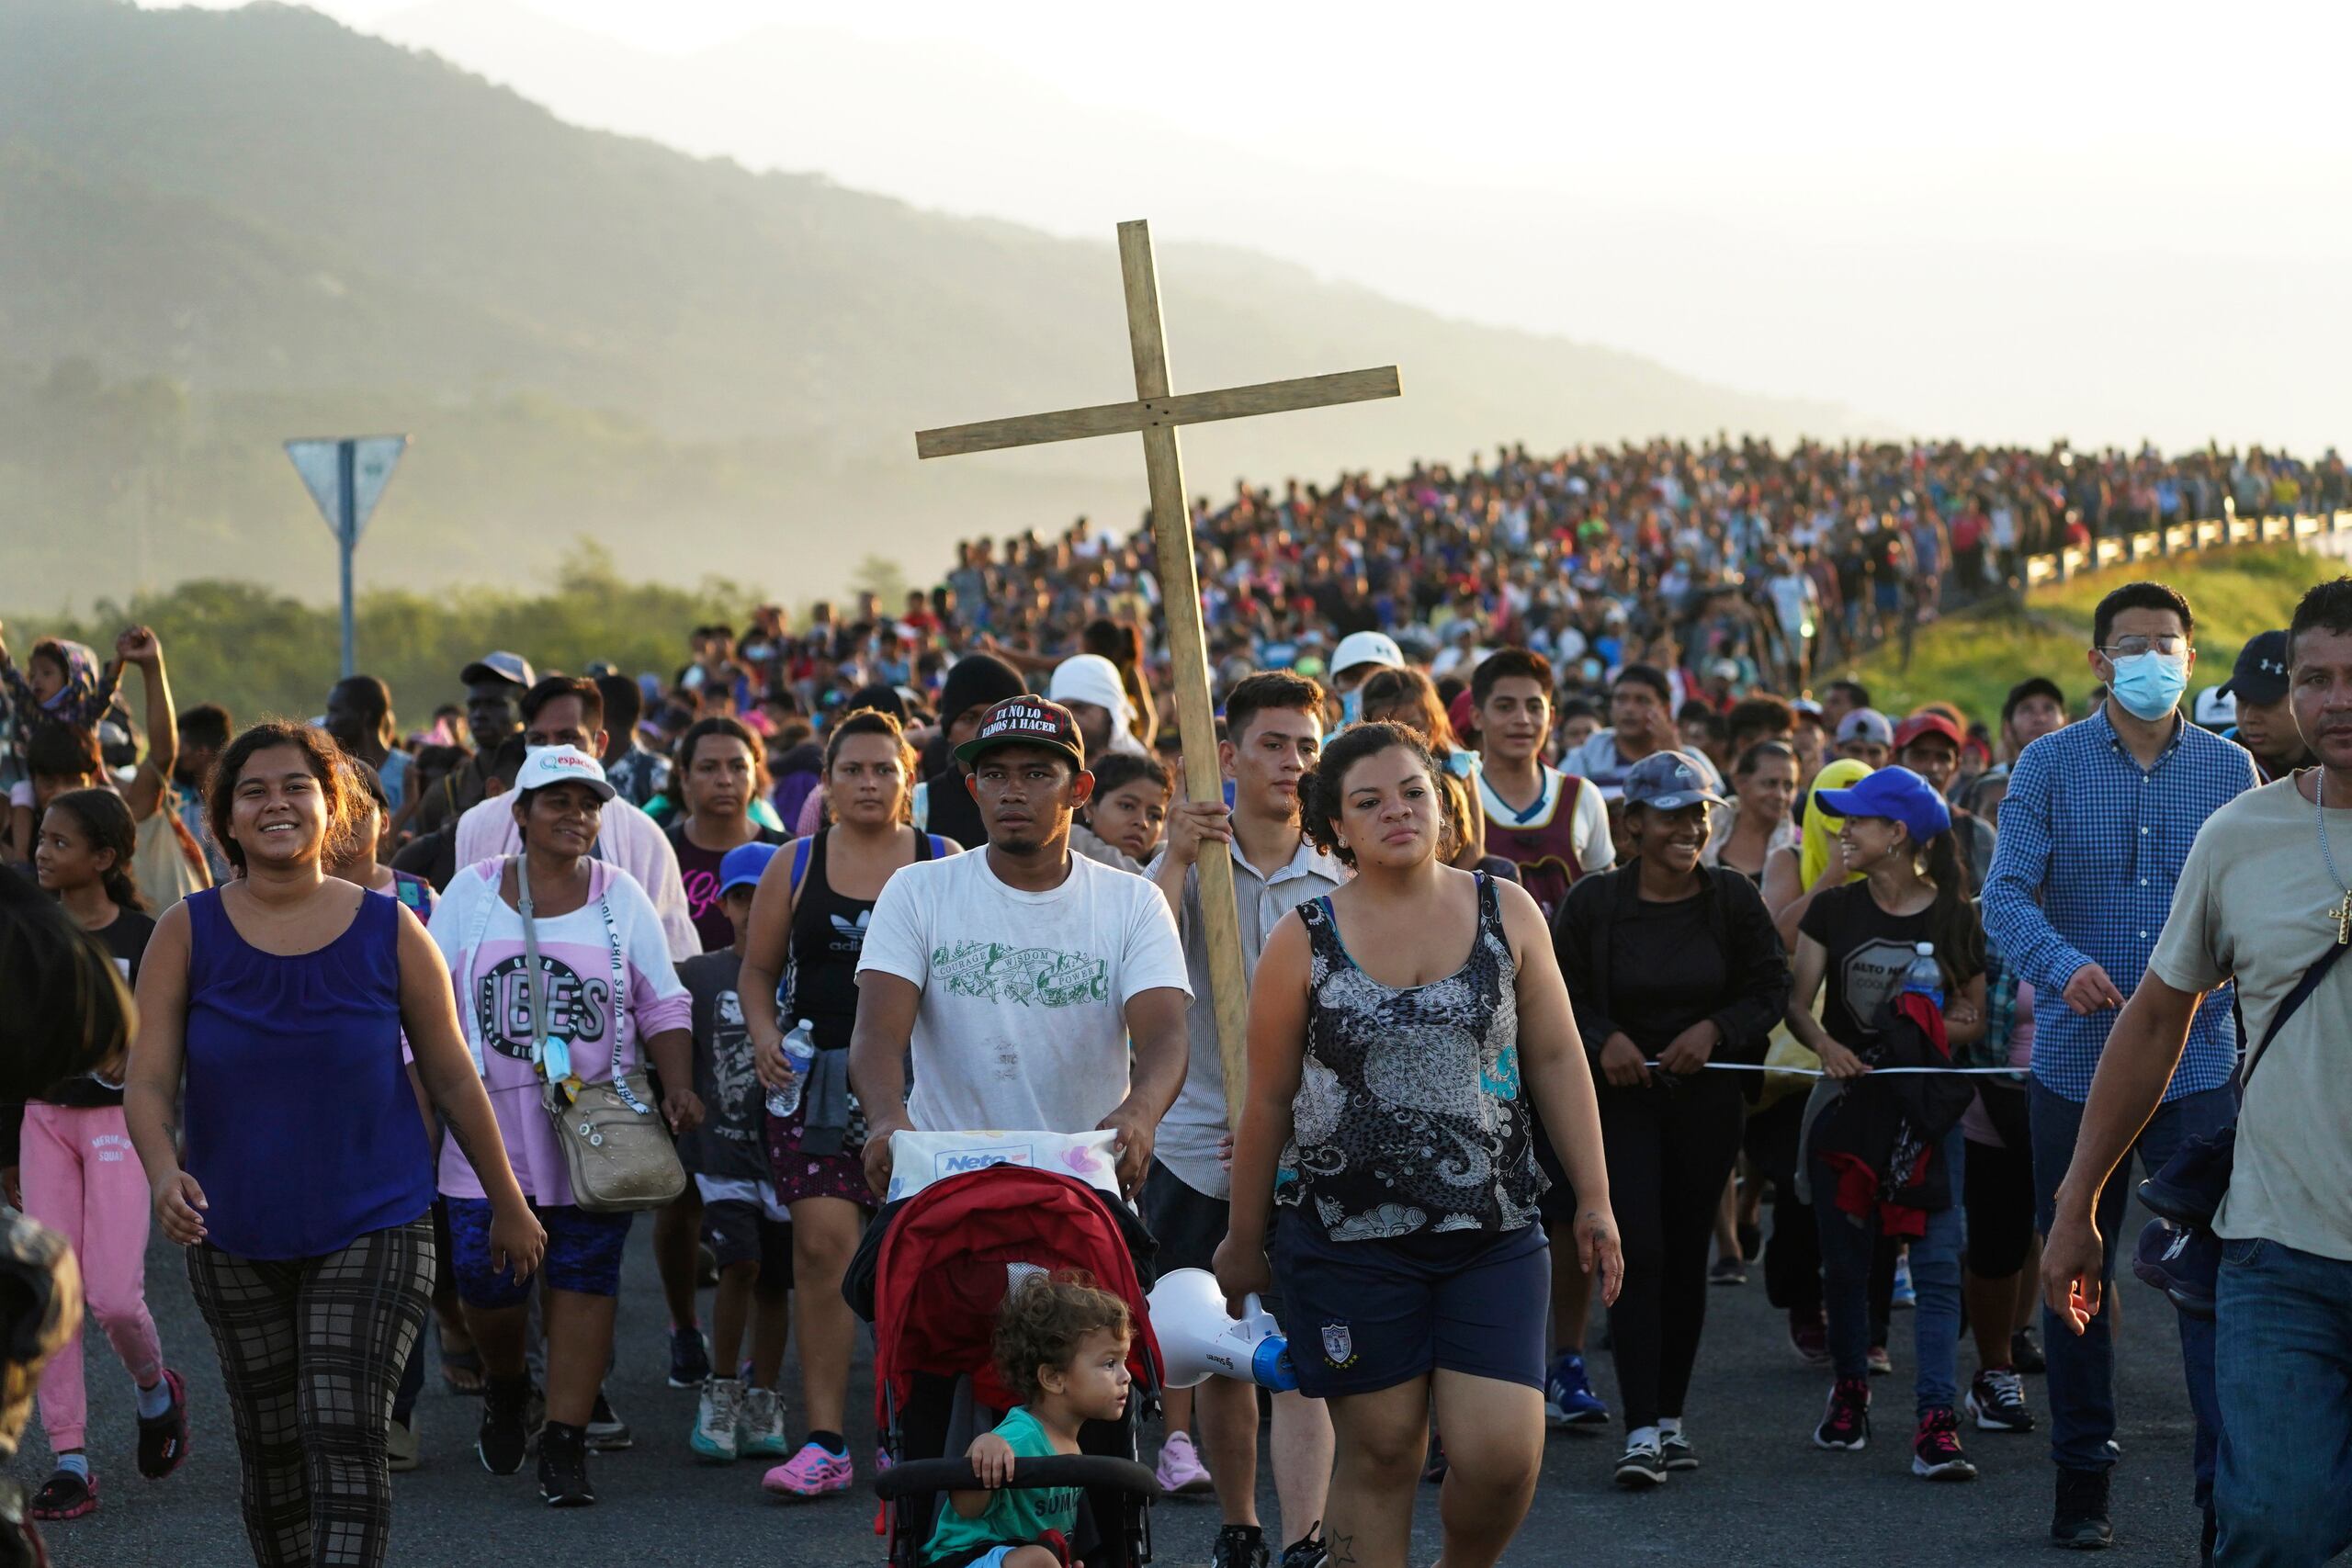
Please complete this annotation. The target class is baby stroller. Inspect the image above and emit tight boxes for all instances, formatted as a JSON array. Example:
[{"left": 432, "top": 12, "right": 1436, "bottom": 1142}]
[{"left": 848, "top": 1163, "right": 1164, "bottom": 1568}]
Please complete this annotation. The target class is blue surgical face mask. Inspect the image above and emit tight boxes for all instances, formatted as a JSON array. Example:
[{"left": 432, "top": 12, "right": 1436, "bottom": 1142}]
[{"left": 2107, "top": 650, "right": 2189, "bottom": 721}]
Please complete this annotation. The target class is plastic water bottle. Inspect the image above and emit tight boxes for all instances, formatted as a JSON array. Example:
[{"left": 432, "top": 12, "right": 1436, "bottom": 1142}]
[
  {"left": 1900, "top": 942, "right": 1945, "bottom": 1010},
  {"left": 765, "top": 1020, "right": 817, "bottom": 1119}
]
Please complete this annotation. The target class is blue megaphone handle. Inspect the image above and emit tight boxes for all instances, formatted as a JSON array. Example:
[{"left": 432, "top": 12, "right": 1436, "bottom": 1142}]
[{"left": 1252, "top": 1335, "right": 1298, "bottom": 1393}]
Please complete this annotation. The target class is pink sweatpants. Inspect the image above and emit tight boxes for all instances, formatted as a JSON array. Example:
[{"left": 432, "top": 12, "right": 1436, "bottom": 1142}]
[{"left": 21, "top": 1101, "right": 164, "bottom": 1453}]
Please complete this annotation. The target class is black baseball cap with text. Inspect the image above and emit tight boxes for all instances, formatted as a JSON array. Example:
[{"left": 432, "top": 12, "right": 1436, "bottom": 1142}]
[{"left": 953, "top": 697, "right": 1087, "bottom": 771}]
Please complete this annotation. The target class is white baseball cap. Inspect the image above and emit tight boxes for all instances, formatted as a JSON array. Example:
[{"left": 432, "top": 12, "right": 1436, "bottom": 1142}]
[
  {"left": 514, "top": 746, "right": 616, "bottom": 802},
  {"left": 1332, "top": 631, "right": 1407, "bottom": 676}
]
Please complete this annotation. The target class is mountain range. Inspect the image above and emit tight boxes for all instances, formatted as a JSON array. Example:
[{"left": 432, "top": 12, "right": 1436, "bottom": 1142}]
[{"left": 0, "top": 0, "right": 1864, "bottom": 607}]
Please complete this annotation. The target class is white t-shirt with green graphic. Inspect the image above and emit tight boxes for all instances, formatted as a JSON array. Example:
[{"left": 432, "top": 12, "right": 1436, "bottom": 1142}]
[{"left": 857, "top": 847, "right": 1191, "bottom": 1135}]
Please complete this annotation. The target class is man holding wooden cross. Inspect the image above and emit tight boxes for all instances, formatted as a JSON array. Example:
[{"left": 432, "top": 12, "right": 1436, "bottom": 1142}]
[
  {"left": 1144, "top": 671, "right": 1346, "bottom": 1568},
  {"left": 914, "top": 220, "right": 1430, "bottom": 1568}
]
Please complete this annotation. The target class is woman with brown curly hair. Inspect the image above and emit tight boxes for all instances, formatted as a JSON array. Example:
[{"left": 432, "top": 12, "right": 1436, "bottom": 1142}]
[
  {"left": 1216, "top": 721, "right": 1622, "bottom": 1568},
  {"left": 124, "top": 722, "right": 543, "bottom": 1567}
]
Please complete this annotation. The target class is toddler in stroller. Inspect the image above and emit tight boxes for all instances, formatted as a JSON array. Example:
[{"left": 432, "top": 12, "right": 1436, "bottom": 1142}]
[
  {"left": 849, "top": 1162, "right": 1165, "bottom": 1568},
  {"left": 929, "top": 1271, "right": 1136, "bottom": 1568}
]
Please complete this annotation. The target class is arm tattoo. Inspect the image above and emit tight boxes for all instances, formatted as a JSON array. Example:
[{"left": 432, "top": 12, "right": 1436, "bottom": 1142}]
[{"left": 434, "top": 1093, "right": 500, "bottom": 1181}]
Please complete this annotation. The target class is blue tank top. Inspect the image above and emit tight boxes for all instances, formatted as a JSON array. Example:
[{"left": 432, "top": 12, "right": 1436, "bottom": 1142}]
[{"left": 182, "top": 887, "right": 435, "bottom": 1260}]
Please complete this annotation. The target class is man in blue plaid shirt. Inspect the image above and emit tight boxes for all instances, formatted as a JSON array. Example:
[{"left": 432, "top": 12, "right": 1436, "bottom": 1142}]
[{"left": 1982, "top": 581, "right": 2259, "bottom": 1553}]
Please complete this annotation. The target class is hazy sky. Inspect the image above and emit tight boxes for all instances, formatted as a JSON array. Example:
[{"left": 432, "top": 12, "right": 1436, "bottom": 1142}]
[{"left": 152, "top": 0, "right": 2352, "bottom": 454}]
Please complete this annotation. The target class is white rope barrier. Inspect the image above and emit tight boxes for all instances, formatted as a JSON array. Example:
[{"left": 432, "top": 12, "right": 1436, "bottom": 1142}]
[{"left": 1644, "top": 1061, "right": 2027, "bottom": 1079}]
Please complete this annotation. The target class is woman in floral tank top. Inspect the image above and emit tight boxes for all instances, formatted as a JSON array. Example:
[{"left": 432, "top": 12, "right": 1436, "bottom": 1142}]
[{"left": 1216, "top": 721, "right": 1623, "bottom": 1568}]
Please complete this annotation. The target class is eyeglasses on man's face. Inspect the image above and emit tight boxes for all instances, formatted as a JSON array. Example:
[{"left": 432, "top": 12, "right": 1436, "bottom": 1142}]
[{"left": 2099, "top": 635, "right": 2188, "bottom": 658}]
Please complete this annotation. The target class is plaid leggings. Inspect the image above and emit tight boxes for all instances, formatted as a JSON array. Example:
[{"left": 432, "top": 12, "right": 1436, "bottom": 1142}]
[{"left": 186, "top": 1217, "right": 435, "bottom": 1568}]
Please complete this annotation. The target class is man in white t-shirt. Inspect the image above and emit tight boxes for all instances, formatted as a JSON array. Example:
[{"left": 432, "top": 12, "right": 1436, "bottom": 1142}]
[{"left": 851, "top": 697, "right": 1192, "bottom": 1201}]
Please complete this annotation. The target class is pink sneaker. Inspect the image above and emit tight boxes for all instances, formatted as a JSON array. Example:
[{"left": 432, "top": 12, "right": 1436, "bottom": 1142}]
[
  {"left": 763, "top": 1441, "right": 854, "bottom": 1498},
  {"left": 1155, "top": 1430, "right": 1213, "bottom": 1495}
]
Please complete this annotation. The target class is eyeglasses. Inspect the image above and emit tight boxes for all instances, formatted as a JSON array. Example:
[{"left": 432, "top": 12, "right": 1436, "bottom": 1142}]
[{"left": 2099, "top": 635, "right": 2188, "bottom": 658}]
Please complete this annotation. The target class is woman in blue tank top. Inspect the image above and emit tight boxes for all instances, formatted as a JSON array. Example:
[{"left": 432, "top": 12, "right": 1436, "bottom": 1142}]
[
  {"left": 125, "top": 723, "right": 544, "bottom": 1568},
  {"left": 1216, "top": 721, "right": 1623, "bottom": 1568}
]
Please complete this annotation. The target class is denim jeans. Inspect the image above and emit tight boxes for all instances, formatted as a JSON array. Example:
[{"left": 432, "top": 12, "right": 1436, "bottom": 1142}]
[
  {"left": 2030, "top": 1077, "right": 2233, "bottom": 1503},
  {"left": 2212, "top": 1236, "right": 2352, "bottom": 1566},
  {"left": 1814, "top": 1128, "right": 1965, "bottom": 1416},
  {"left": 2211, "top": 1241, "right": 2352, "bottom": 1561}
]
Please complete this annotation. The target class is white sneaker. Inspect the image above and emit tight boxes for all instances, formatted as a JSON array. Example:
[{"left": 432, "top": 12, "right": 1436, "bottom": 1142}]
[
  {"left": 690, "top": 1377, "right": 742, "bottom": 1463},
  {"left": 741, "top": 1385, "right": 790, "bottom": 1459}
]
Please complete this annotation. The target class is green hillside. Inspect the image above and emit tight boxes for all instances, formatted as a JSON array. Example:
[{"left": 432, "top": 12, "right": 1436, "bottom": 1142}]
[
  {"left": 0, "top": 0, "right": 1862, "bottom": 608},
  {"left": 1847, "top": 545, "right": 2348, "bottom": 727}
]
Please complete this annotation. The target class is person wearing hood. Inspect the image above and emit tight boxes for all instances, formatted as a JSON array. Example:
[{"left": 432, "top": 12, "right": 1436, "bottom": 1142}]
[
  {"left": 912, "top": 652, "right": 1028, "bottom": 852},
  {"left": 1050, "top": 655, "right": 1148, "bottom": 761},
  {"left": 0, "top": 629, "right": 122, "bottom": 764},
  {"left": 3, "top": 632, "right": 124, "bottom": 863}
]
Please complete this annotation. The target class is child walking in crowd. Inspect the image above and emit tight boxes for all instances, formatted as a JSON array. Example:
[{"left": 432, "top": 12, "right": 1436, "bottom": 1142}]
[
  {"left": 680, "top": 840, "right": 796, "bottom": 1471},
  {"left": 926, "top": 1272, "right": 1135, "bottom": 1568},
  {"left": 1784, "top": 766, "right": 1987, "bottom": 1481},
  {"left": 9, "top": 787, "right": 187, "bottom": 1520},
  {"left": 1078, "top": 752, "right": 1173, "bottom": 868}
]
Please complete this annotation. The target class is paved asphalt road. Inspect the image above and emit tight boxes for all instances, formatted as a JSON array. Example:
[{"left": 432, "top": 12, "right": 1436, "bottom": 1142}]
[{"left": 32, "top": 1210, "right": 2211, "bottom": 1568}]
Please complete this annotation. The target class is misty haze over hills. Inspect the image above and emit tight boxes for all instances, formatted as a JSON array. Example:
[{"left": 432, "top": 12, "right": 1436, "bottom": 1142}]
[
  {"left": 368, "top": 0, "right": 2352, "bottom": 457},
  {"left": 3, "top": 0, "right": 1871, "bottom": 609}
]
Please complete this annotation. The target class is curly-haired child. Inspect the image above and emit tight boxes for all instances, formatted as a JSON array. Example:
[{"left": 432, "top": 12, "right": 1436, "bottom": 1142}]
[{"left": 925, "top": 1272, "right": 1135, "bottom": 1568}]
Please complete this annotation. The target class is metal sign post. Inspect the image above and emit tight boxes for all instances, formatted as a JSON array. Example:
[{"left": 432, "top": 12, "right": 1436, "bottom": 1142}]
[{"left": 284, "top": 435, "right": 409, "bottom": 677}]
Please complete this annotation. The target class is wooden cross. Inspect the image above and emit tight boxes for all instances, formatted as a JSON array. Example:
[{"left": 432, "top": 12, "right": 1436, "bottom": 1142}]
[{"left": 917, "top": 220, "right": 1402, "bottom": 1129}]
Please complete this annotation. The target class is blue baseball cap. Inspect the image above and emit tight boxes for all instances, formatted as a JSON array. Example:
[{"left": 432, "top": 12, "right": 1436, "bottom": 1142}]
[
  {"left": 718, "top": 840, "right": 781, "bottom": 899},
  {"left": 1622, "top": 750, "right": 1726, "bottom": 813},
  {"left": 1815, "top": 765, "right": 1951, "bottom": 845}
]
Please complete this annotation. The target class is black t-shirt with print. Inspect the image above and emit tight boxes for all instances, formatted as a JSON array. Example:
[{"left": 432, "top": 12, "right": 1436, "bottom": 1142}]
[
  {"left": 1799, "top": 883, "right": 1982, "bottom": 1057},
  {"left": 668, "top": 824, "right": 789, "bottom": 953},
  {"left": 2, "top": 908, "right": 155, "bottom": 1144}
]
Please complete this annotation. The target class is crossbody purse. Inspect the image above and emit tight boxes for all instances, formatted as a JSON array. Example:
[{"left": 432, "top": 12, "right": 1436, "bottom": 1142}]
[{"left": 517, "top": 858, "right": 685, "bottom": 1213}]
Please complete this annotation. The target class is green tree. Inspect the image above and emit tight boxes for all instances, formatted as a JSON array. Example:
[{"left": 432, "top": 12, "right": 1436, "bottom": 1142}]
[{"left": 850, "top": 553, "right": 908, "bottom": 611}]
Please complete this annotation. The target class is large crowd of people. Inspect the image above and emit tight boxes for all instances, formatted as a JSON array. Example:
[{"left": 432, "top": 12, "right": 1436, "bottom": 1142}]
[{"left": 1, "top": 431, "right": 2350, "bottom": 1568}]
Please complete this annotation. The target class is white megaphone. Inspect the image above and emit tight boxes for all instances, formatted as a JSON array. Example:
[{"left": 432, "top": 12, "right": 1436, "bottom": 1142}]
[{"left": 1147, "top": 1269, "right": 1298, "bottom": 1392}]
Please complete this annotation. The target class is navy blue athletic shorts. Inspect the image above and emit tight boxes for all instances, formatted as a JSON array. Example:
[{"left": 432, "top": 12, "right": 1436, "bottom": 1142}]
[
  {"left": 1270, "top": 1211, "right": 1549, "bottom": 1398},
  {"left": 446, "top": 1196, "right": 632, "bottom": 1307}
]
